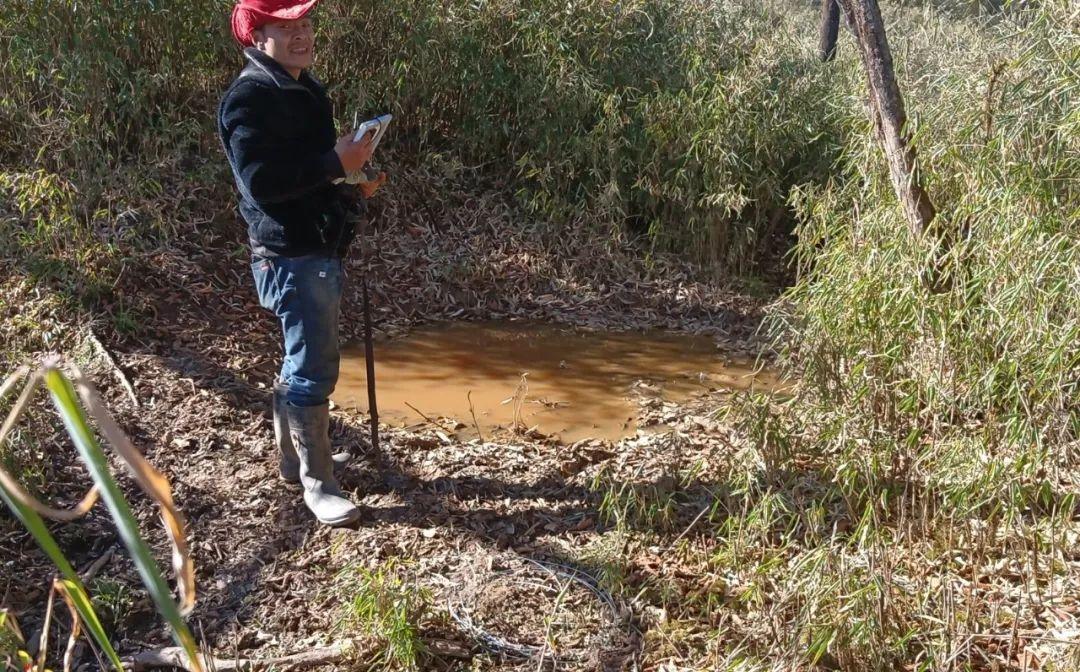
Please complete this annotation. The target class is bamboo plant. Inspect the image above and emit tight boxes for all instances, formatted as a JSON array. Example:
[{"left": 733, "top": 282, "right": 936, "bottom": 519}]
[{"left": 0, "top": 360, "right": 202, "bottom": 672}]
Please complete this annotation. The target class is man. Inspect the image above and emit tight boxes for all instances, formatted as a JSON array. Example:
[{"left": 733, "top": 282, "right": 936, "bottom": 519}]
[{"left": 218, "top": 0, "right": 385, "bottom": 526}]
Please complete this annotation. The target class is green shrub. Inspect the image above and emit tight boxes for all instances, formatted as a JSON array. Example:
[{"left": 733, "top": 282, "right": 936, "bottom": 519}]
[
  {"left": 779, "top": 0, "right": 1078, "bottom": 504},
  {"left": 0, "top": 0, "right": 846, "bottom": 272},
  {"left": 324, "top": 0, "right": 846, "bottom": 269},
  {"left": 730, "top": 1, "right": 1079, "bottom": 666}
]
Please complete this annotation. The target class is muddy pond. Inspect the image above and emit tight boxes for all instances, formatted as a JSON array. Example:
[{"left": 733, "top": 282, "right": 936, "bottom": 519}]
[{"left": 334, "top": 322, "right": 774, "bottom": 443}]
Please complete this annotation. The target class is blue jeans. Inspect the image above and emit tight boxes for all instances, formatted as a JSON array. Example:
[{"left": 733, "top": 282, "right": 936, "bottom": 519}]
[{"left": 251, "top": 254, "right": 343, "bottom": 407}]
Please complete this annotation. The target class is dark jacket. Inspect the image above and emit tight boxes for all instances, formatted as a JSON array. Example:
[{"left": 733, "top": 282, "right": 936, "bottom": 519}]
[{"left": 218, "top": 48, "right": 358, "bottom": 258}]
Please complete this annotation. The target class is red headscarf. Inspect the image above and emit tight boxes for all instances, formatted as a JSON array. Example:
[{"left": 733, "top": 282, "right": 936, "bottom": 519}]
[{"left": 231, "top": 0, "right": 320, "bottom": 47}]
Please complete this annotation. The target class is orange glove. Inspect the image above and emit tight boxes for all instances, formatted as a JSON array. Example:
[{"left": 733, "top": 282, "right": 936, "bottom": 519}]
[{"left": 359, "top": 171, "right": 388, "bottom": 199}]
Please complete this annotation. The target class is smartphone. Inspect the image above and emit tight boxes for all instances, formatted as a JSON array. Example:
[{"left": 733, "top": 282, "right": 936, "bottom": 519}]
[{"left": 353, "top": 113, "right": 393, "bottom": 152}]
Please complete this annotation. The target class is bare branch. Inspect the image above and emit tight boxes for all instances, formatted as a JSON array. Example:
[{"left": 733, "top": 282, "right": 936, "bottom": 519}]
[{"left": 125, "top": 642, "right": 356, "bottom": 672}]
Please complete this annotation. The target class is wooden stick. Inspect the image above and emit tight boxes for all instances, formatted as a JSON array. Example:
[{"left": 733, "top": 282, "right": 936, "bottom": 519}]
[
  {"left": 125, "top": 642, "right": 352, "bottom": 671},
  {"left": 361, "top": 274, "right": 380, "bottom": 453},
  {"left": 79, "top": 548, "right": 115, "bottom": 582},
  {"left": 467, "top": 390, "right": 484, "bottom": 443},
  {"left": 355, "top": 206, "right": 380, "bottom": 454},
  {"left": 404, "top": 401, "right": 438, "bottom": 426},
  {"left": 88, "top": 330, "right": 139, "bottom": 408}
]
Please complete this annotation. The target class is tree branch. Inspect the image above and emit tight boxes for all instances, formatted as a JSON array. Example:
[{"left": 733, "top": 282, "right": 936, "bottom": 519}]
[{"left": 124, "top": 641, "right": 355, "bottom": 671}]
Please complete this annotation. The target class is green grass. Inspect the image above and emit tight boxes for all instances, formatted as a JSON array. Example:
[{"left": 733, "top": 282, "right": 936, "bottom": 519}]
[
  {"left": 0, "top": 610, "right": 30, "bottom": 671},
  {"left": 576, "top": 533, "right": 635, "bottom": 598},
  {"left": 717, "top": 1, "right": 1079, "bottom": 667},
  {"left": 593, "top": 470, "right": 681, "bottom": 533},
  {"left": 89, "top": 578, "right": 134, "bottom": 633},
  {"left": 335, "top": 559, "right": 429, "bottom": 671}
]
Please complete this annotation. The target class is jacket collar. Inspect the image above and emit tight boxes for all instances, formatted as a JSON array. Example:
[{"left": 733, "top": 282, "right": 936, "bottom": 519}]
[{"left": 240, "top": 47, "right": 323, "bottom": 94}]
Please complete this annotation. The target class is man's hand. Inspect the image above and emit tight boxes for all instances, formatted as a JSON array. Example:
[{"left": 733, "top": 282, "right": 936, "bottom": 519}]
[
  {"left": 334, "top": 131, "right": 375, "bottom": 174},
  {"left": 359, "top": 171, "right": 388, "bottom": 199}
]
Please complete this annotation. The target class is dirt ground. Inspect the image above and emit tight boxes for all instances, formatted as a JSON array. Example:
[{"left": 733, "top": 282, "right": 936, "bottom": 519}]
[{"left": 0, "top": 170, "right": 775, "bottom": 671}]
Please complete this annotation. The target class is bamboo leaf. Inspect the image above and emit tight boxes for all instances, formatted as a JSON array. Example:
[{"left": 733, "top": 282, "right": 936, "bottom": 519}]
[
  {"left": 42, "top": 367, "right": 204, "bottom": 672},
  {"left": 0, "top": 480, "right": 124, "bottom": 671}
]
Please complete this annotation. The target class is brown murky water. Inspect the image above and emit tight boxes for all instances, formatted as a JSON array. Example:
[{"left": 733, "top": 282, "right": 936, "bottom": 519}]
[{"left": 335, "top": 322, "right": 773, "bottom": 443}]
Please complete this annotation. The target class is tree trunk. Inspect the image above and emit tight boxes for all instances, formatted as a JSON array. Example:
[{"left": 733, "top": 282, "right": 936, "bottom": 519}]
[
  {"left": 837, "top": 0, "right": 936, "bottom": 236},
  {"left": 819, "top": 0, "right": 841, "bottom": 62}
]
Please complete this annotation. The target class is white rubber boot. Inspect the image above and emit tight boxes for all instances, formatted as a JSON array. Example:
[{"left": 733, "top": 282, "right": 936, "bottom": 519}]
[
  {"left": 285, "top": 402, "right": 361, "bottom": 527},
  {"left": 274, "top": 385, "right": 350, "bottom": 483}
]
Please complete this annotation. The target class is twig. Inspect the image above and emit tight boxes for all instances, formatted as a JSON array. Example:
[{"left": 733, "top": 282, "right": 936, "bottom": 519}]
[
  {"left": 427, "top": 638, "right": 472, "bottom": 660},
  {"left": 0, "top": 366, "right": 101, "bottom": 521},
  {"left": 664, "top": 504, "right": 713, "bottom": 552},
  {"left": 198, "top": 620, "right": 218, "bottom": 672},
  {"left": 511, "top": 373, "right": 529, "bottom": 433},
  {"left": 237, "top": 357, "right": 269, "bottom": 374},
  {"left": 535, "top": 574, "right": 572, "bottom": 671},
  {"left": 983, "top": 61, "right": 1007, "bottom": 143},
  {"left": 467, "top": 390, "right": 484, "bottom": 442},
  {"left": 404, "top": 401, "right": 438, "bottom": 426},
  {"left": 37, "top": 578, "right": 57, "bottom": 671},
  {"left": 125, "top": 641, "right": 354, "bottom": 671},
  {"left": 79, "top": 548, "right": 115, "bottom": 582},
  {"left": 52, "top": 579, "right": 84, "bottom": 672},
  {"left": 87, "top": 330, "right": 139, "bottom": 408}
]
